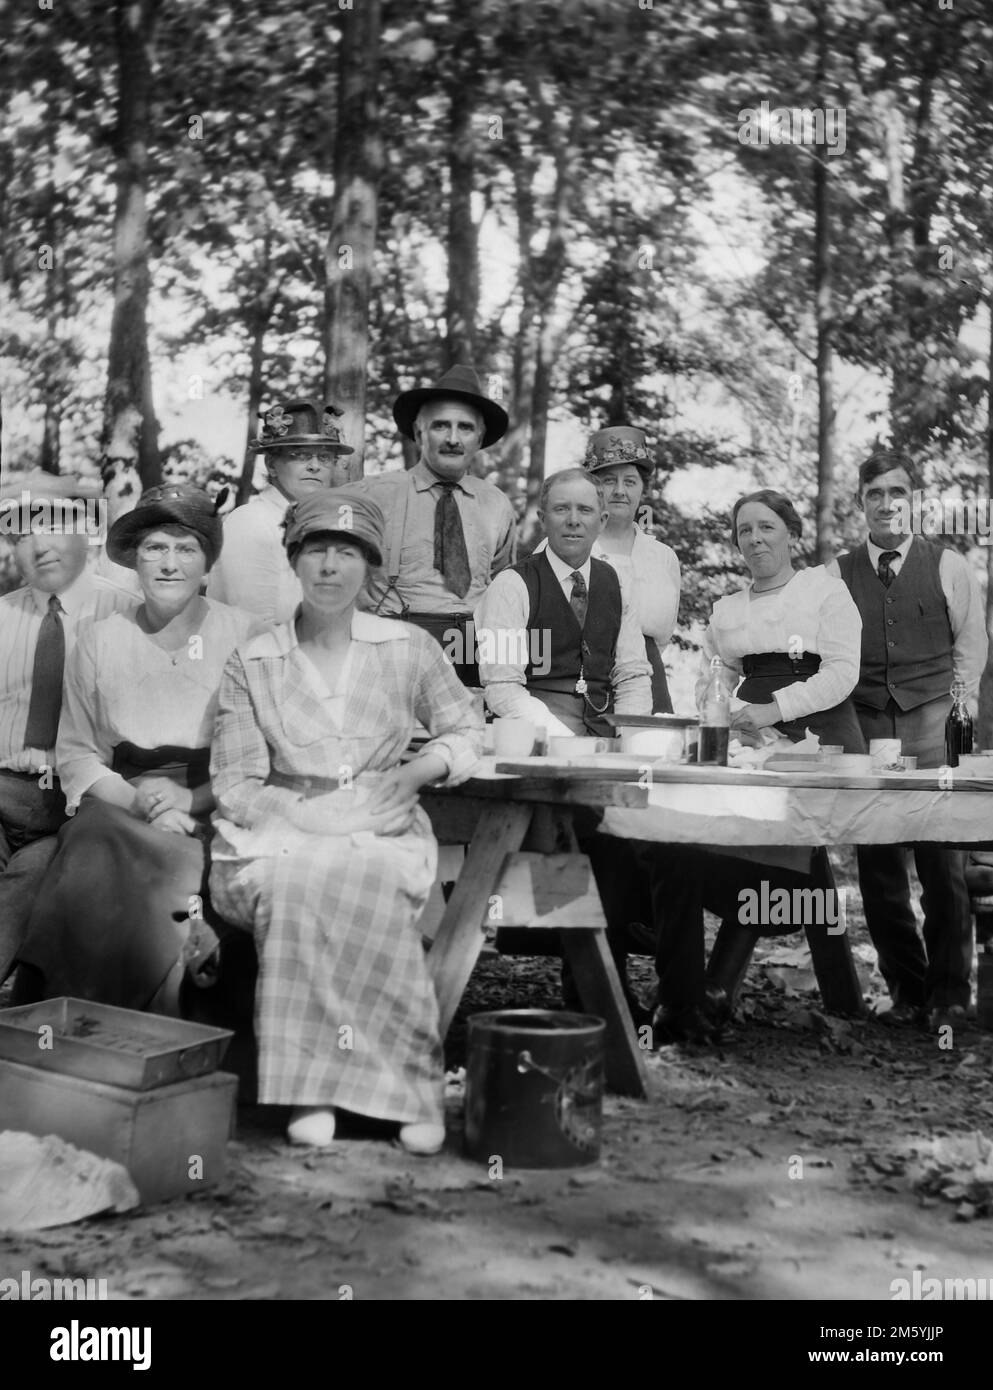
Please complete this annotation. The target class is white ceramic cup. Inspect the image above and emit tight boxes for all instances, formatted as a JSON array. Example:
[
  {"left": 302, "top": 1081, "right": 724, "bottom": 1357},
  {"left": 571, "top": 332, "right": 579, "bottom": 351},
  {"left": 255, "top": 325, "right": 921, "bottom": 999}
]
[
  {"left": 492, "top": 718, "right": 537, "bottom": 758},
  {"left": 869, "top": 738, "right": 901, "bottom": 770}
]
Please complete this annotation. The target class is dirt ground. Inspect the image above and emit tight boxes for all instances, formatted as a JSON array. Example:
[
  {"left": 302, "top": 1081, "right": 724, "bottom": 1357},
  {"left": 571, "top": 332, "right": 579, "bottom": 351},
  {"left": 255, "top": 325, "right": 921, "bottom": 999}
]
[{"left": 3, "top": 857, "right": 993, "bottom": 1304}]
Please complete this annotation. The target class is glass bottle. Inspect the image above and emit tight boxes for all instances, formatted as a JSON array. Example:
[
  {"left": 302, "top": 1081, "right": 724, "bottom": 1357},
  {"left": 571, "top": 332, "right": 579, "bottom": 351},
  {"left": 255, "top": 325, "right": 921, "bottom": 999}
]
[
  {"left": 944, "top": 678, "right": 973, "bottom": 767},
  {"left": 699, "top": 655, "right": 731, "bottom": 766}
]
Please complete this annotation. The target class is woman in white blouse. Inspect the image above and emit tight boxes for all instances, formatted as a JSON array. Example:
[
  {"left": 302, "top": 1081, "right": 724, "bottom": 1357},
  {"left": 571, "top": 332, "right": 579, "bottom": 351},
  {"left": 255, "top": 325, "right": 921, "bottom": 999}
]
[
  {"left": 586, "top": 428, "right": 680, "bottom": 712},
  {"left": 14, "top": 485, "right": 256, "bottom": 1014},
  {"left": 704, "top": 489, "right": 865, "bottom": 750},
  {"left": 650, "top": 489, "right": 866, "bottom": 1045}
]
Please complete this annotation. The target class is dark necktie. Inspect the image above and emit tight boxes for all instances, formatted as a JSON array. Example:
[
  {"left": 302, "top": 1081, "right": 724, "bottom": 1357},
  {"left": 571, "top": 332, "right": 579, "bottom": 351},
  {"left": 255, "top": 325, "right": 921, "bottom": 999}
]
[
  {"left": 877, "top": 550, "right": 900, "bottom": 588},
  {"left": 23, "top": 594, "right": 66, "bottom": 750},
  {"left": 433, "top": 481, "right": 472, "bottom": 599},
  {"left": 570, "top": 570, "right": 588, "bottom": 628}
]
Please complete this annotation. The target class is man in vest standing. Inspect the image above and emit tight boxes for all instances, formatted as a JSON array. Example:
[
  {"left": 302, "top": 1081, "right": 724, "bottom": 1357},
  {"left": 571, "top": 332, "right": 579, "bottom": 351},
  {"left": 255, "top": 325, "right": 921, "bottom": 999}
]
[
  {"left": 830, "top": 451, "right": 987, "bottom": 1032},
  {"left": 361, "top": 366, "right": 516, "bottom": 685}
]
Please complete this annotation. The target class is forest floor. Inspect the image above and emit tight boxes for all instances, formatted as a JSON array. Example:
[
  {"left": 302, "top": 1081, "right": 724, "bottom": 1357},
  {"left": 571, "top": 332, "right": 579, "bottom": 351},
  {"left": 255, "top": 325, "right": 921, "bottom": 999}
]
[{"left": 3, "top": 857, "right": 993, "bottom": 1304}]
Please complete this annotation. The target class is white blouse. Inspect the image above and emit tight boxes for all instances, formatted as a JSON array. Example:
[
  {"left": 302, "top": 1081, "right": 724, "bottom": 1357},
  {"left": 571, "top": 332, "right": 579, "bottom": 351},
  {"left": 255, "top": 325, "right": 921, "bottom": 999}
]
[
  {"left": 57, "top": 599, "right": 258, "bottom": 810},
  {"left": 697, "top": 566, "right": 862, "bottom": 723}
]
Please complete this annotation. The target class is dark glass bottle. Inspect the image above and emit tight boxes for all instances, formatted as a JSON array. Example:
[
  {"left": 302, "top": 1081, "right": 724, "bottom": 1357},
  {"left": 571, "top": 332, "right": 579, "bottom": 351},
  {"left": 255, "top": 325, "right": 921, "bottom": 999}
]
[
  {"left": 699, "top": 656, "right": 731, "bottom": 766},
  {"left": 944, "top": 679, "right": 973, "bottom": 767}
]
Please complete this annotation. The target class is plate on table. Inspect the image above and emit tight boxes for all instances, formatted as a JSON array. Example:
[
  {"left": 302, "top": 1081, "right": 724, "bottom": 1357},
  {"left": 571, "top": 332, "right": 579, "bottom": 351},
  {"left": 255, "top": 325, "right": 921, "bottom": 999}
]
[{"left": 762, "top": 755, "right": 823, "bottom": 773}]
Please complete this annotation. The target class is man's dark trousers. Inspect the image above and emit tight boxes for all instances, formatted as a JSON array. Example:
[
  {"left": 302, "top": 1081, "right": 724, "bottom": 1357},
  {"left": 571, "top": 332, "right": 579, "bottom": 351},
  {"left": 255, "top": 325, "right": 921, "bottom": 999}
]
[
  {"left": 855, "top": 697, "right": 971, "bottom": 1010},
  {"left": 0, "top": 769, "right": 66, "bottom": 984}
]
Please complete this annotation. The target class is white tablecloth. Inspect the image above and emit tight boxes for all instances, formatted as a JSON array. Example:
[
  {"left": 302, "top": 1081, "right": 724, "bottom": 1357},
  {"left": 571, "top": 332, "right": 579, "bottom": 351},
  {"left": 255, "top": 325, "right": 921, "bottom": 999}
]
[{"left": 601, "top": 781, "right": 993, "bottom": 849}]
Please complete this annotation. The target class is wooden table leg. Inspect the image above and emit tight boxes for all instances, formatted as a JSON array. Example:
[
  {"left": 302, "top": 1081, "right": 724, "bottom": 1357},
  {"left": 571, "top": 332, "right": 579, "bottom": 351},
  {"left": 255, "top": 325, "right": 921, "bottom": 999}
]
[
  {"left": 804, "top": 847, "right": 865, "bottom": 1016},
  {"left": 428, "top": 802, "right": 533, "bottom": 1035},
  {"left": 560, "top": 931, "right": 649, "bottom": 1098},
  {"left": 804, "top": 921, "right": 865, "bottom": 1016}
]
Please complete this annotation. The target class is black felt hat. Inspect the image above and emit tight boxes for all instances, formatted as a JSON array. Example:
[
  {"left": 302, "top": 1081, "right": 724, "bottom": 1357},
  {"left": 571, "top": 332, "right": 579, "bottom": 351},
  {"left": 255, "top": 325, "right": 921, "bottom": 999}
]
[{"left": 392, "top": 366, "right": 508, "bottom": 449}]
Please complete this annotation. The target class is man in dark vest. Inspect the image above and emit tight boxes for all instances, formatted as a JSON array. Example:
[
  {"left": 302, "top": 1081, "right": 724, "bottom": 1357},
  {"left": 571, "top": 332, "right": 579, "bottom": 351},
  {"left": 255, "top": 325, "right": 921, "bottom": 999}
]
[
  {"left": 829, "top": 450, "right": 987, "bottom": 1032},
  {"left": 474, "top": 467, "right": 652, "bottom": 1015},
  {"left": 473, "top": 467, "right": 651, "bottom": 735}
]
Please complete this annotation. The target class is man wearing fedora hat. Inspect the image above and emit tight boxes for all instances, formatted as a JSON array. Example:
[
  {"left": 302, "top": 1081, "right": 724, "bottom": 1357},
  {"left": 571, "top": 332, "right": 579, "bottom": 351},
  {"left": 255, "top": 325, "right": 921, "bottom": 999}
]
[
  {"left": 361, "top": 366, "right": 517, "bottom": 685},
  {"left": 207, "top": 399, "right": 354, "bottom": 622},
  {"left": 0, "top": 470, "right": 137, "bottom": 986}
]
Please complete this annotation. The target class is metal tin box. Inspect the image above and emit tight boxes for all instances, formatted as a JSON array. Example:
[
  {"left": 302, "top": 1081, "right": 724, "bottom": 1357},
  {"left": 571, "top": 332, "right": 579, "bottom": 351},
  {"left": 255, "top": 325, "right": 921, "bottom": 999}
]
[
  {"left": 0, "top": 1058, "right": 237, "bottom": 1206},
  {"left": 0, "top": 998, "right": 233, "bottom": 1091}
]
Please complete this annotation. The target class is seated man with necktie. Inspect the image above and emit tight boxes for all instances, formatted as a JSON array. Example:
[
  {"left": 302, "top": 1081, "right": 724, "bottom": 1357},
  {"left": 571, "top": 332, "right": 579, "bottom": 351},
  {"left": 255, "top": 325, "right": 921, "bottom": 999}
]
[
  {"left": 474, "top": 467, "right": 653, "bottom": 1013},
  {"left": 361, "top": 367, "right": 517, "bottom": 685},
  {"left": 0, "top": 471, "right": 137, "bottom": 988},
  {"left": 473, "top": 468, "right": 652, "bottom": 736}
]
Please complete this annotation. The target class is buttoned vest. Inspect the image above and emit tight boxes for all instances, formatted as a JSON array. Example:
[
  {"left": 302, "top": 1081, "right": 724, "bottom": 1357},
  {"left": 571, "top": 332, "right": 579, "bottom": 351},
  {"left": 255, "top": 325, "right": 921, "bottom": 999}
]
[
  {"left": 836, "top": 538, "right": 953, "bottom": 711},
  {"left": 514, "top": 551, "right": 621, "bottom": 716}
]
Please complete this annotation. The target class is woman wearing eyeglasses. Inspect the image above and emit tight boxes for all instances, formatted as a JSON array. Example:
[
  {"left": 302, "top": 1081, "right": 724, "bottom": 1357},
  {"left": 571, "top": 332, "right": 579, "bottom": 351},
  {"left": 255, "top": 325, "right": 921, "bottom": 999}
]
[
  {"left": 13, "top": 485, "right": 258, "bottom": 1014},
  {"left": 207, "top": 399, "right": 354, "bottom": 622}
]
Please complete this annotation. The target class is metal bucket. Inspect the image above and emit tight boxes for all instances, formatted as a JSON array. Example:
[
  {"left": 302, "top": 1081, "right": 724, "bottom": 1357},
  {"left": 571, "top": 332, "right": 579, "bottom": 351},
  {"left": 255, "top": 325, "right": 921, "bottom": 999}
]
[{"left": 463, "top": 1009, "right": 605, "bottom": 1169}]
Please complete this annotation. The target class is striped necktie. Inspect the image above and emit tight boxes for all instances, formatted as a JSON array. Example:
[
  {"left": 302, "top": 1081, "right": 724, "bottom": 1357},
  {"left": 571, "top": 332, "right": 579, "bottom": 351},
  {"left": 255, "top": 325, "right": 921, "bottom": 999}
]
[
  {"left": 569, "top": 570, "right": 588, "bottom": 628},
  {"left": 23, "top": 594, "right": 66, "bottom": 751}
]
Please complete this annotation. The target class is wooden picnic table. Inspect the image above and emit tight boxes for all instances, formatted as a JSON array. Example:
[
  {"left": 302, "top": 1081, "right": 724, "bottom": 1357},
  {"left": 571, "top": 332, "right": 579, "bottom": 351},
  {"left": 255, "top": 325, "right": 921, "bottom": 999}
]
[{"left": 423, "top": 757, "right": 993, "bottom": 1100}]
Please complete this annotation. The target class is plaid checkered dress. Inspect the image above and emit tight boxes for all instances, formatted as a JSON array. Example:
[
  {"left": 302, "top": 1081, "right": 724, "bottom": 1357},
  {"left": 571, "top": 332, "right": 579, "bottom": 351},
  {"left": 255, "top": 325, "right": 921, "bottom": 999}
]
[{"left": 209, "top": 612, "right": 481, "bottom": 1123}]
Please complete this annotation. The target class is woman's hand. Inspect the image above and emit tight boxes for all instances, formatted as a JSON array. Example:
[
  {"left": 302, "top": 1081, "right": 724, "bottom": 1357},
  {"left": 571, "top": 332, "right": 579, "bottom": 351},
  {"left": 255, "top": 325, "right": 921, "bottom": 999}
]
[
  {"left": 364, "top": 764, "right": 428, "bottom": 816},
  {"left": 729, "top": 702, "right": 782, "bottom": 740},
  {"left": 151, "top": 807, "right": 198, "bottom": 837},
  {"left": 134, "top": 778, "right": 194, "bottom": 822}
]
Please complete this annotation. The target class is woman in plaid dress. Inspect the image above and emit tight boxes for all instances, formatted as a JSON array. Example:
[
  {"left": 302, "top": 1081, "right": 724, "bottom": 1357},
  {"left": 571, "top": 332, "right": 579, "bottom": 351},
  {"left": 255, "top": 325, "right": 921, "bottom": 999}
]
[{"left": 209, "top": 487, "right": 482, "bottom": 1154}]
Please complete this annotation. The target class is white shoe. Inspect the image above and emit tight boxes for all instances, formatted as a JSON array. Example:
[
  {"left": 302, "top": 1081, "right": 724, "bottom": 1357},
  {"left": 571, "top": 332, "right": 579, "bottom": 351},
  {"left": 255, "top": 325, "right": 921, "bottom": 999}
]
[
  {"left": 287, "top": 1107, "right": 336, "bottom": 1148},
  {"left": 399, "top": 1122, "right": 445, "bottom": 1156}
]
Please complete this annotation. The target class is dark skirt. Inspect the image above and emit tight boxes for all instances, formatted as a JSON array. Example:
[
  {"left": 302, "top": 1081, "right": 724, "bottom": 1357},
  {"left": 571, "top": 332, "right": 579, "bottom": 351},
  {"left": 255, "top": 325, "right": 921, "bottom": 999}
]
[
  {"left": 646, "top": 638, "right": 673, "bottom": 714},
  {"left": 16, "top": 798, "right": 208, "bottom": 1015}
]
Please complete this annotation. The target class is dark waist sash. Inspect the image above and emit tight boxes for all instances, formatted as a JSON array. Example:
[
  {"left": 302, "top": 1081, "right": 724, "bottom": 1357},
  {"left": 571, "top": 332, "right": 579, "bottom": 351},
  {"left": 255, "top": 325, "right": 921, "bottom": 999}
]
[
  {"left": 741, "top": 651, "right": 822, "bottom": 680},
  {"left": 111, "top": 742, "right": 210, "bottom": 787},
  {"left": 737, "top": 652, "right": 866, "bottom": 754}
]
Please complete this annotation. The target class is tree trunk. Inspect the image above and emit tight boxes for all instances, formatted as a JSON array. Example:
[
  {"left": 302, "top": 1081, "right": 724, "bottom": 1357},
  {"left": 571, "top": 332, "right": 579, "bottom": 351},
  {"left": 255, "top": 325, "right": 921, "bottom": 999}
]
[
  {"left": 104, "top": 0, "right": 160, "bottom": 487},
  {"left": 39, "top": 116, "right": 61, "bottom": 475},
  {"left": 979, "top": 291, "right": 993, "bottom": 748},
  {"left": 238, "top": 302, "right": 269, "bottom": 505},
  {"left": 499, "top": 146, "right": 538, "bottom": 497},
  {"left": 444, "top": 14, "right": 478, "bottom": 370},
  {"left": 323, "top": 0, "right": 382, "bottom": 481},
  {"left": 813, "top": 1, "right": 834, "bottom": 562}
]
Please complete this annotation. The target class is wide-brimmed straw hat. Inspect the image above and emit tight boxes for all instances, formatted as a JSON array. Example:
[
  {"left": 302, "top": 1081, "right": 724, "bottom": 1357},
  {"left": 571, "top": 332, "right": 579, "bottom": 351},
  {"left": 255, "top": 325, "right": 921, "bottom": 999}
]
[
  {"left": 251, "top": 399, "right": 354, "bottom": 455},
  {"left": 583, "top": 426, "right": 655, "bottom": 481}
]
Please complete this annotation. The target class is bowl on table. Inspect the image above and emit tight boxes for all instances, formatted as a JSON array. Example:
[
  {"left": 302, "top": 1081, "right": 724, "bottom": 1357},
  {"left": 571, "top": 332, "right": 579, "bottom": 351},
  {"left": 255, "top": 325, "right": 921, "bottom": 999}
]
[
  {"left": 546, "top": 736, "right": 615, "bottom": 759},
  {"left": 830, "top": 753, "right": 874, "bottom": 777},
  {"left": 607, "top": 714, "right": 697, "bottom": 763}
]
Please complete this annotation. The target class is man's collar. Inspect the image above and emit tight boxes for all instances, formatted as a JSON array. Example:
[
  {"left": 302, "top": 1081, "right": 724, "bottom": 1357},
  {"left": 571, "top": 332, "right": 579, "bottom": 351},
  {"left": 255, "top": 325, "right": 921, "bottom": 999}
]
[
  {"left": 31, "top": 566, "right": 95, "bottom": 615},
  {"left": 412, "top": 460, "right": 473, "bottom": 493},
  {"left": 867, "top": 534, "right": 914, "bottom": 563},
  {"left": 544, "top": 545, "right": 593, "bottom": 583}
]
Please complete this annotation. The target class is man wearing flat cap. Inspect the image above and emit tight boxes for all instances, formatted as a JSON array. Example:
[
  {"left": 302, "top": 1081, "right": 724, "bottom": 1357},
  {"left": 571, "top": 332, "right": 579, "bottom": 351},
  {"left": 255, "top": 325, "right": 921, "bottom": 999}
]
[
  {"left": 208, "top": 398, "right": 353, "bottom": 623},
  {"left": 0, "top": 470, "right": 137, "bottom": 986},
  {"left": 361, "top": 366, "right": 517, "bottom": 684}
]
